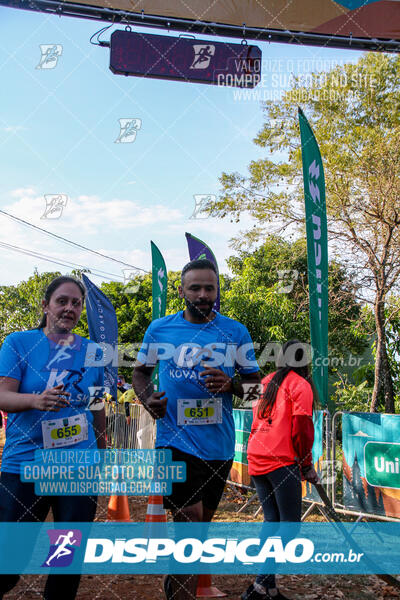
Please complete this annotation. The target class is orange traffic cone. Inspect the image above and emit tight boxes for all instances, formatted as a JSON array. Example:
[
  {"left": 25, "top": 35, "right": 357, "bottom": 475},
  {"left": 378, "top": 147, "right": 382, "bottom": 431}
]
[
  {"left": 107, "top": 495, "right": 131, "bottom": 522},
  {"left": 196, "top": 574, "right": 226, "bottom": 597},
  {"left": 145, "top": 495, "right": 167, "bottom": 523}
]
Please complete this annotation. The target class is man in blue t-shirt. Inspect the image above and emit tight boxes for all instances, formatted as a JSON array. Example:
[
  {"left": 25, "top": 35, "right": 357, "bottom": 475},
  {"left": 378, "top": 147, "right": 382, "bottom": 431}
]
[{"left": 133, "top": 259, "right": 260, "bottom": 600}]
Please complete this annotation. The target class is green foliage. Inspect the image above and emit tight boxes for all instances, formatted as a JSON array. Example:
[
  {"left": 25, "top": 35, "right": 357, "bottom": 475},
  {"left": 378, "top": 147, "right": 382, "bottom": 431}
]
[
  {"left": 221, "top": 235, "right": 367, "bottom": 377},
  {"left": 385, "top": 296, "right": 400, "bottom": 405},
  {"left": 332, "top": 377, "right": 373, "bottom": 413},
  {"left": 203, "top": 53, "right": 400, "bottom": 412},
  {"left": 1, "top": 242, "right": 368, "bottom": 389},
  {"left": 0, "top": 269, "right": 61, "bottom": 339}
]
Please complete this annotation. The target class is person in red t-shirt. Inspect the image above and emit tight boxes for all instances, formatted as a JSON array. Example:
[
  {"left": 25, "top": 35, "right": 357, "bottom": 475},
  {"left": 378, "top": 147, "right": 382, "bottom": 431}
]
[{"left": 242, "top": 340, "right": 319, "bottom": 600}]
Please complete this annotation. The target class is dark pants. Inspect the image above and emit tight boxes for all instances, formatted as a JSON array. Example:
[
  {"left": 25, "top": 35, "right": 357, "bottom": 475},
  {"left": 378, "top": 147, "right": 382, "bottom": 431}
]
[
  {"left": 0, "top": 472, "right": 97, "bottom": 600},
  {"left": 252, "top": 463, "right": 302, "bottom": 590}
]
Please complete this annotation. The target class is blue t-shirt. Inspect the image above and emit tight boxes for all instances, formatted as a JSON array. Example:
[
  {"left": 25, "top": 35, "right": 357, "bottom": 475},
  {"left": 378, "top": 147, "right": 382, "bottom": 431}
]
[
  {"left": 0, "top": 329, "right": 104, "bottom": 474},
  {"left": 137, "top": 311, "right": 259, "bottom": 461}
]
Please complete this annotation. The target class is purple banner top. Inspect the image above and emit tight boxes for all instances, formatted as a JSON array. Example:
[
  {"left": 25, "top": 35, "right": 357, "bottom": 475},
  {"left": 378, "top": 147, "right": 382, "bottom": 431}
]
[{"left": 185, "top": 232, "right": 220, "bottom": 312}]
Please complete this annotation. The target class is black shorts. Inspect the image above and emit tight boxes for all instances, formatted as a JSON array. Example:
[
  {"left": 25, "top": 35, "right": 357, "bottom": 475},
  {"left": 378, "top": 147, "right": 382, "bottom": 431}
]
[{"left": 159, "top": 446, "right": 233, "bottom": 512}]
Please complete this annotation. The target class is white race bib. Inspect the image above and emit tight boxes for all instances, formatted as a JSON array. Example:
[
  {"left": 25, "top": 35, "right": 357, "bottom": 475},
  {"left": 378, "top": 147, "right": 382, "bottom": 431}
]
[
  {"left": 42, "top": 413, "right": 88, "bottom": 449},
  {"left": 177, "top": 398, "right": 222, "bottom": 426}
]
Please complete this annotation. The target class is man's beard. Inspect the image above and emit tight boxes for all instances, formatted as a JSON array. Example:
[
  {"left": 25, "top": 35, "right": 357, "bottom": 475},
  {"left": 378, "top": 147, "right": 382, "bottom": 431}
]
[{"left": 185, "top": 297, "right": 214, "bottom": 318}]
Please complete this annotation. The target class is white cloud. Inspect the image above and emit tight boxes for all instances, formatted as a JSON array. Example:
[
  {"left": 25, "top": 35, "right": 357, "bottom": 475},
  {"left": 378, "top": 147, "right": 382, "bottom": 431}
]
[
  {"left": 10, "top": 187, "right": 36, "bottom": 198},
  {"left": 3, "top": 125, "right": 27, "bottom": 133},
  {"left": 0, "top": 188, "right": 260, "bottom": 285},
  {"left": 3, "top": 190, "right": 185, "bottom": 235}
]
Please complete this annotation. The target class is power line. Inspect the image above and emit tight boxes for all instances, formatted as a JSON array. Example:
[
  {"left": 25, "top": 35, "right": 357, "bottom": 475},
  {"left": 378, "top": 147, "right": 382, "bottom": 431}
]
[
  {"left": 0, "top": 240, "right": 124, "bottom": 282},
  {"left": 0, "top": 208, "right": 149, "bottom": 273}
]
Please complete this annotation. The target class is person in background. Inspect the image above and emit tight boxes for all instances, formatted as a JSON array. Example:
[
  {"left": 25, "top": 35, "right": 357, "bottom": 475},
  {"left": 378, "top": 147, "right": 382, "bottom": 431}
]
[
  {"left": 117, "top": 375, "right": 136, "bottom": 423},
  {"left": 0, "top": 276, "right": 106, "bottom": 600},
  {"left": 242, "top": 340, "right": 319, "bottom": 600}
]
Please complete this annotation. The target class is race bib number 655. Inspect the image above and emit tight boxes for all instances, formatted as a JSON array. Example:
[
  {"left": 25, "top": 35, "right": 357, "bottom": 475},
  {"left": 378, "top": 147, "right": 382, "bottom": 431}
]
[{"left": 42, "top": 414, "right": 88, "bottom": 448}]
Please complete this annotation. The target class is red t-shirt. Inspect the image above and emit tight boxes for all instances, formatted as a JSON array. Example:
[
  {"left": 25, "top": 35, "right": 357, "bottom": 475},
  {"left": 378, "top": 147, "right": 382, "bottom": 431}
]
[{"left": 247, "top": 370, "right": 314, "bottom": 476}]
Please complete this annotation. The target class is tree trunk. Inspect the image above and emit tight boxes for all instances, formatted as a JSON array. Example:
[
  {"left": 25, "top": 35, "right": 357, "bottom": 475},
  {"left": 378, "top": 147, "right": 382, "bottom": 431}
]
[{"left": 370, "top": 298, "right": 395, "bottom": 413}]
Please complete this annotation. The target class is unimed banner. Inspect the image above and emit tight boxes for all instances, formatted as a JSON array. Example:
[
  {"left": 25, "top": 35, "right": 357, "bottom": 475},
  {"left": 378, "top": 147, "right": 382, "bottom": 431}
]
[
  {"left": 231, "top": 409, "right": 324, "bottom": 492},
  {"left": 342, "top": 412, "right": 400, "bottom": 518}
]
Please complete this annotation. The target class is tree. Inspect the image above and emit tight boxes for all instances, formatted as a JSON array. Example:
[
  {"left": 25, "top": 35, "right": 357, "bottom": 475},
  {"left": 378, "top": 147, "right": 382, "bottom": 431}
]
[
  {"left": 221, "top": 236, "right": 367, "bottom": 382},
  {"left": 0, "top": 252, "right": 369, "bottom": 392},
  {"left": 202, "top": 53, "right": 400, "bottom": 412},
  {"left": 0, "top": 269, "right": 61, "bottom": 341}
]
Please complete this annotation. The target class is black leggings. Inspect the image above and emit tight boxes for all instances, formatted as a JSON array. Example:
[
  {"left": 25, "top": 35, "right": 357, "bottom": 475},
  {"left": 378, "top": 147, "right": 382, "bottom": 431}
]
[
  {"left": 0, "top": 472, "right": 97, "bottom": 600},
  {"left": 252, "top": 463, "right": 302, "bottom": 590}
]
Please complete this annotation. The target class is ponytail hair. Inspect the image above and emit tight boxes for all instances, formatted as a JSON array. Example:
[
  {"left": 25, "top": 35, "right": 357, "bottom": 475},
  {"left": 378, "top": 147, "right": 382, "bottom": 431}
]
[
  {"left": 257, "top": 339, "right": 319, "bottom": 419},
  {"left": 38, "top": 276, "right": 86, "bottom": 329}
]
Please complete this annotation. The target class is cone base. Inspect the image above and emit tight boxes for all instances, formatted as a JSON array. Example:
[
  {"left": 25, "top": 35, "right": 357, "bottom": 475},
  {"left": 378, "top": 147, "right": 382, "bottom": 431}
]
[
  {"left": 196, "top": 585, "right": 227, "bottom": 598},
  {"left": 107, "top": 515, "right": 131, "bottom": 522},
  {"left": 145, "top": 515, "right": 168, "bottom": 523}
]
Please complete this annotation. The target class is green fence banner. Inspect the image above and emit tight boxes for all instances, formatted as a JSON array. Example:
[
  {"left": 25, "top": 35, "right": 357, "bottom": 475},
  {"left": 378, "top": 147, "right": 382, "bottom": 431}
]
[
  {"left": 151, "top": 241, "right": 167, "bottom": 389},
  {"left": 298, "top": 108, "right": 329, "bottom": 407},
  {"left": 342, "top": 412, "right": 400, "bottom": 518}
]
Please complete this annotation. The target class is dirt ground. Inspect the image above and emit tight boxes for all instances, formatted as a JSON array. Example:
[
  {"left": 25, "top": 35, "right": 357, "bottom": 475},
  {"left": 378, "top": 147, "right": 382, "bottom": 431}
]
[{"left": 1, "top": 428, "right": 400, "bottom": 600}]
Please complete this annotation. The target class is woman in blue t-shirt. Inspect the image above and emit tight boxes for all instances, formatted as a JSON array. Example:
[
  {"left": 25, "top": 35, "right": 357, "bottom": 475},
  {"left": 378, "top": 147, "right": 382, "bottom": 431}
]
[{"left": 0, "top": 276, "right": 106, "bottom": 600}]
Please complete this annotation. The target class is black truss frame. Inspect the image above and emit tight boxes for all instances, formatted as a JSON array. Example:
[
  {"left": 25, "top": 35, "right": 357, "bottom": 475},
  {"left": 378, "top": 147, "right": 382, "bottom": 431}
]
[{"left": 1, "top": 0, "right": 400, "bottom": 53}]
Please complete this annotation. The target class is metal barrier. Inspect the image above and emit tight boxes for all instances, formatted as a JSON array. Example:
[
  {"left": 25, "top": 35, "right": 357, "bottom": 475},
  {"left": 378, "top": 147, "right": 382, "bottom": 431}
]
[
  {"left": 103, "top": 402, "right": 400, "bottom": 523},
  {"left": 105, "top": 401, "right": 156, "bottom": 450}
]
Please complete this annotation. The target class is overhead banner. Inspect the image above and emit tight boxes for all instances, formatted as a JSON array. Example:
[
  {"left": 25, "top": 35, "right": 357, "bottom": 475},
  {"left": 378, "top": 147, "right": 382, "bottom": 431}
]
[
  {"left": 298, "top": 108, "right": 329, "bottom": 408},
  {"left": 82, "top": 274, "right": 118, "bottom": 401},
  {"left": 185, "top": 232, "right": 220, "bottom": 312},
  {"left": 6, "top": 0, "right": 400, "bottom": 48},
  {"left": 151, "top": 241, "right": 167, "bottom": 390},
  {"left": 342, "top": 412, "right": 400, "bottom": 519},
  {"left": 110, "top": 30, "right": 261, "bottom": 87}
]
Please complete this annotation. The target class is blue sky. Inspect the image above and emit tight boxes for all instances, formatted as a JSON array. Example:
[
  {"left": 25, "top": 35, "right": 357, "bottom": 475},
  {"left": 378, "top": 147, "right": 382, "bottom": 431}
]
[{"left": 0, "top": 6, "right": 364, "bottom": 286}]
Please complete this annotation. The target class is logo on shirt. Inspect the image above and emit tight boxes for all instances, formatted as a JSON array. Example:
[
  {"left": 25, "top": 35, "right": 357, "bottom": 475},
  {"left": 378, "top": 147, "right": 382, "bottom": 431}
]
[
  {"left": 44, "top": 346, "right": 74, "bottom": 371},
  {"left": 168, "top": 368, "right": 202, "bottom": 381},
  {"left": 43, "top": 337, "right": 81, "bottom": 372}
]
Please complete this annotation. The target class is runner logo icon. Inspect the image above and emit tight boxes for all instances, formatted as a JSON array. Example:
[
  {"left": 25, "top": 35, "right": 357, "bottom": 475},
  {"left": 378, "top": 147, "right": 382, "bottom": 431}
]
[
  {"left": 190, "top": 45, "right": 215, "bottom": 69},
  {"left": 42, "top": 529, "right": 82, "bottom": 567}
]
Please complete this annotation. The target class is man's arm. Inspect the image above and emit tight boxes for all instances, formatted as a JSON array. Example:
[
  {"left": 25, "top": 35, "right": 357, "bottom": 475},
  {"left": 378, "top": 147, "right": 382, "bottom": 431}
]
[
  {"left": 199, "top": 367, "right": 261, "bottom": 396},
  {"left": 132, "top": 363, "right": 168, "bottom": 419}
]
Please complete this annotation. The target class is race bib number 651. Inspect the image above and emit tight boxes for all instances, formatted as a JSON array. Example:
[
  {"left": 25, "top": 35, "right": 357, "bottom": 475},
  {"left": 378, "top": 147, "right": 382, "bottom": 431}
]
[{"left": 177, "top": 398, "right": 222, "bottom": 426}]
